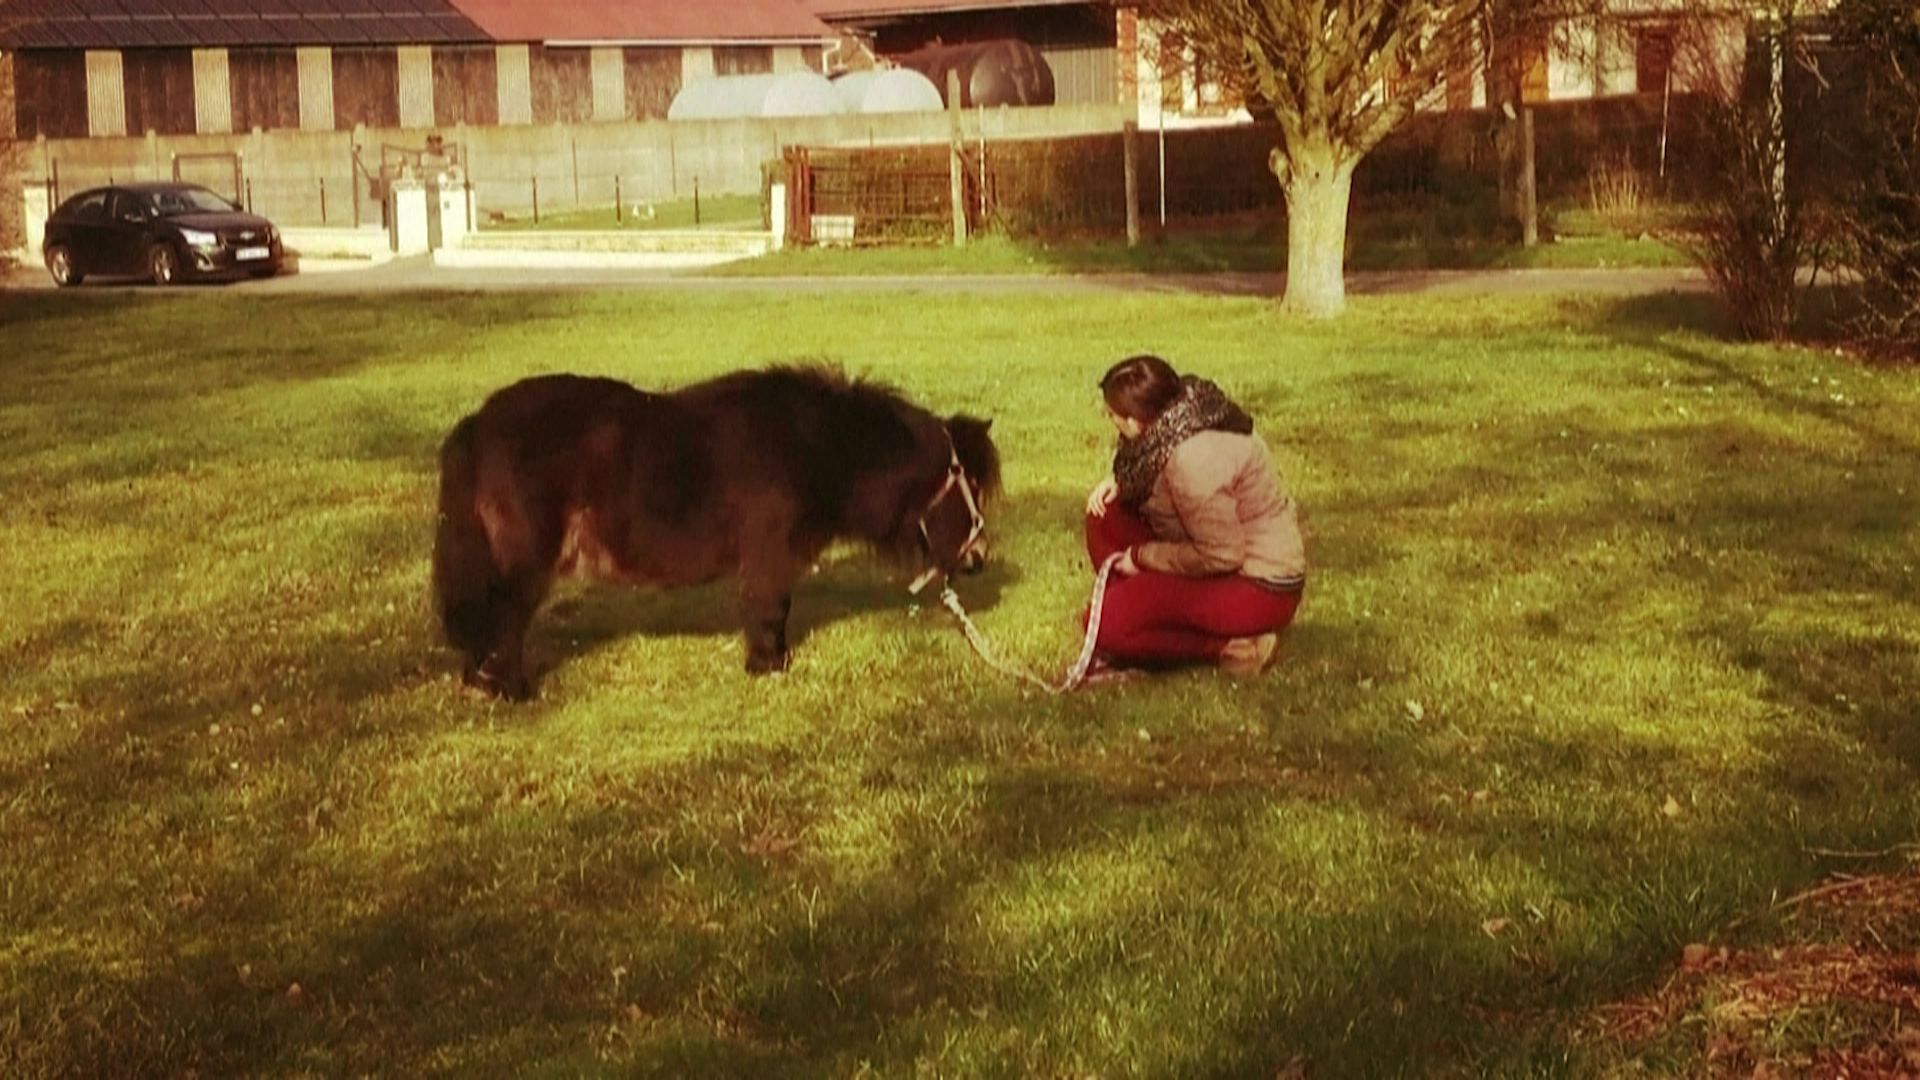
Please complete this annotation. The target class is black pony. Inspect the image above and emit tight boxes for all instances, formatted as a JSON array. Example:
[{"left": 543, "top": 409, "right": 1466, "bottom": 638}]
[{"left": 432, "top": 367, "right": 1000, "bottom": 698}]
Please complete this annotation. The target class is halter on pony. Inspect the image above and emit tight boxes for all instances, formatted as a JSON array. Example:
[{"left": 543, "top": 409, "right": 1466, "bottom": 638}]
[
  {"left": 907, "top": 443, "right": 1126, "bottom": 694},
  {"left": 908, "top": 444, "right": 986, "bottom": 596}
]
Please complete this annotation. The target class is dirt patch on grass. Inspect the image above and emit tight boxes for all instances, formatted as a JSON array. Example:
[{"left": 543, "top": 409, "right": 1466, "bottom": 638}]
[{"left": 1586, "top": 866, "right": 1920, "bottom": 1077}]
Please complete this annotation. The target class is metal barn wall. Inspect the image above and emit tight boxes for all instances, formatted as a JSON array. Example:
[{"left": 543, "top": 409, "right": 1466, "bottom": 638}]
[
  {"left": 433, "top": 45, "right": 497, "bottom": 127},
  {"left": 714, "top": 46, "right": 774, "bottom": 76},
  {"left": 122, "top": 49, "right": 197, "bottom": 136},
  {"left": 530, "top": 45, "right": 591, "bottom": 124},
  {"left": 14, "top": 51, "right": 89, "bottom": 138},
  {"left": 230, "top": 48, "right": 299, "bottom": 132},
  {"left": 1041, "top": 45, "right": 1118, "bottom": 105},
  {"left": 332, "top": 46, "right": 400, "bottom": 129},
  {"left": 623, "top": 47, "right": 680, "bottom": 121}
]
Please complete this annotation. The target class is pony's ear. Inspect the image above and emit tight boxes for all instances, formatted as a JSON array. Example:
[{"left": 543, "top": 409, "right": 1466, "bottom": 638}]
[{"left": 945, "top": 413, "right": 1001, "bottom": 495}]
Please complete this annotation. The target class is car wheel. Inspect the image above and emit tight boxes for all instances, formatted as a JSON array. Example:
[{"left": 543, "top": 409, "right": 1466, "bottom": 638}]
[
  {"left": 46, "top": 245, "right": 83, "bottom": 287},
  {"left": 148, "top": 244, "right": 179, "bottom": 287}
]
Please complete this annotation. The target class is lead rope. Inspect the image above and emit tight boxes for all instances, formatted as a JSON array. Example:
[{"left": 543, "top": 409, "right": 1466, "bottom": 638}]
[{"left": 936, "top": 552, "right": 1126, "bottom": 694}]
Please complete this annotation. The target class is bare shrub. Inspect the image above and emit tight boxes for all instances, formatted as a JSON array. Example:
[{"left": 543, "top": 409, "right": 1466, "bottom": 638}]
[
  {"left": 1684, "top": 17, "right": 1841, "bottom": 343},
  {"left": 1586, "top": 154, "right": 1645, "bottom": 218},
  {"left": 1827, "top": 0, "right": 1920, "bottom": 357}
]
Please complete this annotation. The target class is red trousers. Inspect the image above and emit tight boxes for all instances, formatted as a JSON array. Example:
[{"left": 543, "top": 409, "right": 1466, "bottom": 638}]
[{"left": 1084, "top": 506, "right": 1303, "bottom": 667}]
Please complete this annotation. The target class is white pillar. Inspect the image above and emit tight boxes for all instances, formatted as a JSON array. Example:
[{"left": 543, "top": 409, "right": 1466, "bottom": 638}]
[
  {"left": 297, "top": 46, "right": 335, "bottom": 131},
  {"left": 681, "top": 46, "right": 715, "bottom": 85},
  {"left": 436, "top": 170, "right": 471, "bottom": 249},
  {"left": 389, "top": 176, "right": 430, "bottom": 255},
  {"left": 496, "top": 44, "right": 533, "bottom": 125},
  {"left": 591, "top": 47, "right": 626, "bottom": 120},
  {"left": 772, "top": 46, "right": 809, "bottom": 74},
  {"left": 22, "top": 183, "right": 50, "bottom": 259},
  {"left": 193, "top": 49, "right": 233, "bottom": 134},
  {"left": 768, "top": 180, "right": 786, "bottom": 251},
  {"left": 86, "top": 50, "right": 127, "bottom": 137},
  {"left": 397, "top": 46, "right": 434, "bottom": 129}
]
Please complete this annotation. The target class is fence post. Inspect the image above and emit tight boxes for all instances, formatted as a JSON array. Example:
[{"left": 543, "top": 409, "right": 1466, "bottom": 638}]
[
  {"left": 947, "top": 69, "right": 967, "bottom": 248},
  {"left": 319, "top": 177, "right": 327, "bottom": 225},
  {"left": 1123, "top": 121, "right": 1140, "bottom": 248},
  {"left": 795, "top": 148, "right": 812, "bottom": 247},
  {"left": 532, "top": 175, "right": 540, "bottom": 224},
  {"left": 977, "top": 103, "right": 987, "bottom": 224},
  {"left": 615, "top": 174, "right": 623, "bottom": 224},
  {"left": 694, "top": 176, "right": 701, "bottom": 227},
  {"left": 1520, "top": 107, "right": 1538, "bottom": 248}
]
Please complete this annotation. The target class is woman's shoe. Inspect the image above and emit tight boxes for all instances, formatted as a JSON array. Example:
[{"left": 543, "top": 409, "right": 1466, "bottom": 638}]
[{"left": 1218, "top": 633, "right": 1279, "bottom": 679}]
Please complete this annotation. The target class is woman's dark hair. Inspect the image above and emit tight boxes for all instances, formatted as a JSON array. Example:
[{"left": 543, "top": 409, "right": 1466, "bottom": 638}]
[{"left": 1099, "top": 354, "right": 1184, "bottom": 424}]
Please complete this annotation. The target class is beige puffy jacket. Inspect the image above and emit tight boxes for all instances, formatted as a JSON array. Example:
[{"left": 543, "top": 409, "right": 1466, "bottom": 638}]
[{"left": 1132, "top": 430, "right": 1307, "bottom": 586}]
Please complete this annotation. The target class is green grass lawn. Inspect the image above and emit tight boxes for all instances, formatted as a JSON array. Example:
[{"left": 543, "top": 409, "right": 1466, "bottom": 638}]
[
  {"left": 484, "top": 193, "right": 765, "bottom": 233},
  {"left": 2, "top": 287, "right": 1915, "bottom": 1076}
]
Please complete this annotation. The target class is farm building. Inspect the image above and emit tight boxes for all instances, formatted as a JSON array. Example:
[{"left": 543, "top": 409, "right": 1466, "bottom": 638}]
[
  {"left": 0, "top": 0, "right": 1759, "bottom": 143},
  {"left": 809, "top": 0, "right": 1124, "bottom": 107},
  {"left": 0, "top": 0, "right": 836, "bottom": 140}
]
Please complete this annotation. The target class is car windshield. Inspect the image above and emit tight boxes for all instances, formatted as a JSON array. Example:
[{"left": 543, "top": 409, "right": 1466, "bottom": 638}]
[{"left": 147, "top": 188, "right": 239, "bottom": 216}]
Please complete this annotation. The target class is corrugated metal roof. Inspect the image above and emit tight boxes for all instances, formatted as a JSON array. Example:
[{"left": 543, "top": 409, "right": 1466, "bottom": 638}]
[
  {"left": 0, "top": 0, "right": 492, "bottom": 47},
  {"left": 447, "top": 0, "right": 835, "bottom": 44},
  {"left": 808, "top": 0, "right": 1093, "bottom": 21}
]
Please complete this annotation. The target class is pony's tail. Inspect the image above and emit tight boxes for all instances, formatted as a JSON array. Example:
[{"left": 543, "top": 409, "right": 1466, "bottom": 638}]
[{"left": 432, "top": 416, "right": 501, "bottom": 662}]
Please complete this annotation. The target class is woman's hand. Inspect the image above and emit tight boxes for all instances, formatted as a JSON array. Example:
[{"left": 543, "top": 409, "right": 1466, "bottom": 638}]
[
  {"left": 1086, "top": 476, "right": 1118, "bottom": 517},
  {"left": 1112, "top": 548, "right": 1140, "bottom": 577}
]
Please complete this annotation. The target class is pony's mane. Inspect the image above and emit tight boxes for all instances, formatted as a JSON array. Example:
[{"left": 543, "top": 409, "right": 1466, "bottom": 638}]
[{"left": 756, "top": 364, "right": 1002, "bottom": 494}]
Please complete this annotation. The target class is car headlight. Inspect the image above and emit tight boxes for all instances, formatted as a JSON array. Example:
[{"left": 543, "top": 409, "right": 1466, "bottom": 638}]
[{"left": 179, "top": 228, "right": 218, "bottom": 248}]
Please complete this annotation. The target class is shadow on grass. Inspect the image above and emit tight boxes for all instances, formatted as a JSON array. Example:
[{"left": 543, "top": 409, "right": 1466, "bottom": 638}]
[
  {"left": 538, "top": 493, "right": 1038, "bottom": 681},
  {"left": 1588, "top": 291, "right": 1920, "bottom": 454}
]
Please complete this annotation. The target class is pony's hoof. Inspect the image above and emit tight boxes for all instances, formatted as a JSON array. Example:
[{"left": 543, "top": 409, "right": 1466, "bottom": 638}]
[
  {"left": 745, "top": 651, "right": 790, "bottom": 676},
  {"left": 464, "top": 665, "right": 536, "bottom": 701}
]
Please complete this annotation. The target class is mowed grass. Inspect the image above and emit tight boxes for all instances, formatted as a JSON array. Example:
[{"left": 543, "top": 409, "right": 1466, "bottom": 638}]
[{"left": 1, "top": 287, "right": 1915, "bottom": 1076}]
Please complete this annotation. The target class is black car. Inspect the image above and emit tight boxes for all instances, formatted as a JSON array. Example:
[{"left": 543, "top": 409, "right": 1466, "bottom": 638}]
[{"left": 42, "top": 182, "right": 284, "bottom": 287}]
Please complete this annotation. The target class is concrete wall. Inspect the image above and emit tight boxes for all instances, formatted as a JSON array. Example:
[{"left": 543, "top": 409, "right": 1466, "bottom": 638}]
[{"left": 20, "top": 101, "right": 1130, "bottom": 228}]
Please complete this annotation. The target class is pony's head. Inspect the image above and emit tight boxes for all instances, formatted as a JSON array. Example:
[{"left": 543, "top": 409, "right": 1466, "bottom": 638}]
[{"left": 909, "top": 414, "right": 1000, "bottom": 591}]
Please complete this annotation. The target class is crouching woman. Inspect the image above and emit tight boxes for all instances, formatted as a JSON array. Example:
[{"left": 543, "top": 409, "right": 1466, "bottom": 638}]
[{"left": 1084, "top": 354, "right": 1307, "bottom": 677}]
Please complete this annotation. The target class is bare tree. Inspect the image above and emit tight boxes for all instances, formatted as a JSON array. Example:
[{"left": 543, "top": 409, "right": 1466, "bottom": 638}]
[
  {"left": 1, "top": 2, "right": 20, "bottom": 262},
  {"left": 1140, "top": 0, "right": 1533, "bottom": 316},
  {"left": 1826, "top": 0, "right": 1919, "bottom": 355}
]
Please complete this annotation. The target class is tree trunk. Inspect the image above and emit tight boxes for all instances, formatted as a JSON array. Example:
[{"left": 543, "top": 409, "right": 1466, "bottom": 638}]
[{"left": 1278, "top": 143, "right": 1356, "bottom": 318}]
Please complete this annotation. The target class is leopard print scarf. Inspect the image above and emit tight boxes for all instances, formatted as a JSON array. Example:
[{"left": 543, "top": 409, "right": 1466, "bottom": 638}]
[{"left": 1112, "top": 377, "right": 1254, "bottom": 509}]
